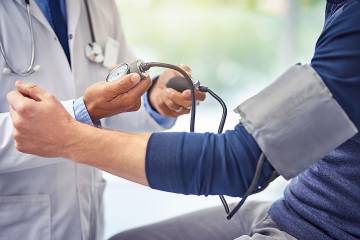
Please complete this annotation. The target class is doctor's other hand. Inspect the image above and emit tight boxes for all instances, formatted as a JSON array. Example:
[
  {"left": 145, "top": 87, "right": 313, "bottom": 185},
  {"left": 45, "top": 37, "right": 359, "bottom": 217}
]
[
  {"left": 148, "top": 65, "right": 206, "bottom": 118},
  {"left": 7, "top": 81, "right": 78, "bottom": 158},
  {"left": 84, "top": 73, "right": 151, "bottom": 122}
]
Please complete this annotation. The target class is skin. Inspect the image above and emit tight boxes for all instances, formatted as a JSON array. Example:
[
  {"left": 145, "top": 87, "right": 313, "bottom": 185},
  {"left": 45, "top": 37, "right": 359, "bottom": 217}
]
[
  {"left": 83, "top": 73, "right": 151, "bottom": 121},
  {"left": 78, "top": 65, "right": 205, "bottom": 122},
  {"left": 7, "top": 81, "right": 153, "bottom": 185},
  {"left": 149, "top": 65, "right": 206, "bottom": 117},
  {"left": 7, "top": 67, "right": 205, "bottom": 185}
]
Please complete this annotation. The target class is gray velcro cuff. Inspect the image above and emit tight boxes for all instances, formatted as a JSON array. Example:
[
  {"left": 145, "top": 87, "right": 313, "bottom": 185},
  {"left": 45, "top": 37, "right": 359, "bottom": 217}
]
[{"left": 235, "top": 64, "right": 358, "bottom": 179}]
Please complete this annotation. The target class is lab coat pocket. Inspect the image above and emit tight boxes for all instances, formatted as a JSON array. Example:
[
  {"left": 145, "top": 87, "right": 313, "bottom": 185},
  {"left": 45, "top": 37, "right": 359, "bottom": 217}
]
[{"left": 0, "top": 194, "right": 51, "bottom": 240}]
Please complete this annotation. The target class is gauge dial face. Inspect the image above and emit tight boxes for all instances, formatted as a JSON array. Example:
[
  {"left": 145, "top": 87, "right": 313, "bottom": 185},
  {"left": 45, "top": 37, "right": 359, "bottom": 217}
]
[{"left": 106, "top": 63, "right": 130, "bottom": 82}]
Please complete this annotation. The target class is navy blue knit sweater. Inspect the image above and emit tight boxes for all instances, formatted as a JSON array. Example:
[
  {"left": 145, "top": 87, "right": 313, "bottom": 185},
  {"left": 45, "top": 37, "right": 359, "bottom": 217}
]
[
  {"left": 269, "top": 1, "right": 360, "bottom": 239},
  {"left": 269, "top": 134, "right": 360, "bottom": 240}
]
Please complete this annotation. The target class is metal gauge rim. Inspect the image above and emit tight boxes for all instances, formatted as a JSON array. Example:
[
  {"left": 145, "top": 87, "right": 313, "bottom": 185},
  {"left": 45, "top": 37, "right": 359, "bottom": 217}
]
[{"left": 106, "top": 63, "right": 130, "bottom": 82}]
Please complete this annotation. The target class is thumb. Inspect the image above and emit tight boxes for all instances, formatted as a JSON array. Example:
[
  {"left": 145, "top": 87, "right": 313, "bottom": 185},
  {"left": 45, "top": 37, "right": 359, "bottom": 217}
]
[
  {"left": 108, "top": 73, "right": 141, "bottom": 94},
  {"left": 16, "top": 81, "right": 48, "bottom": 101}
]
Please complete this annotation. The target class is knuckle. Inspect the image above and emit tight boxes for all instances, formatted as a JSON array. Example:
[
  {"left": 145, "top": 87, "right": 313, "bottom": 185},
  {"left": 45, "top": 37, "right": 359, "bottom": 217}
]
[
  {"left": 45, "top": 93, "right": 55, "bottom": 100},
  {"left": 15, "top": 142, "right": 23, "bottom": 152},
  {"left": 184, "top": 103, "right": 192, "bottom": 109},
  {"left": 169, "top": 91, "right": 177, "bottom": 98},
  {"left": 17, "top": 103, "right": 30, "bottom": 115},
  {"left": 27, "top": 87, "right": 34, "bottom": 96},
  {"left": 17, "top": 145, "right": 27, "bottom": 153},
  {"left": 199, "top": 93, "right": 206, "bottom": 100},
  {"left": 164, "top": 99, "right": 173, "bottom": 108},
  {"left": 130, "top": 101, "right": 141, "bottom": 112},
  {"left": 120, "top": 79, "right": 134, "bottom": 89},
  {"left": 181, "top": 110, "right": 190, "bottom": 116},
  {"left": 14, "top": 119, "right": 26, "bottom": 131},
  {"left": 12, "top": 118, "right": 22, "bottom": 129},
  {"left": 99, "top": 84, "right": 110, "bottom": 94},
  {"left": 6, "top": 91, "right": 14, "bottom": 101},
  {"left": 12, "top": 130, "right": 20, "bottom": 140}
]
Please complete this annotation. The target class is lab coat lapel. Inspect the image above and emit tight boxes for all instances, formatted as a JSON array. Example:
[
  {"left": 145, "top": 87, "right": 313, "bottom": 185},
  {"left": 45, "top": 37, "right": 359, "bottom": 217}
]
[
  {"left": 66, "top": 0, "right": 82, "bottom": 65},
  {"left": 14, "top": 0, "right": 54, "bottom": 34}
]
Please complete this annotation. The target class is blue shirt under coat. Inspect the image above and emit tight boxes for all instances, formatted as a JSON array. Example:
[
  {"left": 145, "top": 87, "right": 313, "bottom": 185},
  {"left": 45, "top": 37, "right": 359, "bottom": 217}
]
[{"left": 35, "top": 0, "right": 70, "bottom": 63}]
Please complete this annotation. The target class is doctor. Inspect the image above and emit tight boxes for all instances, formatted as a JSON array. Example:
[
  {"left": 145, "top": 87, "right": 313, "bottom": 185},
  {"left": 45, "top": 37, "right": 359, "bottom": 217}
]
[
  {"left": 7, "top": 0, "right": 360, "bottom": 239},
  {"left": 0, "top": 0, "right": 204, "bottom": 240}
]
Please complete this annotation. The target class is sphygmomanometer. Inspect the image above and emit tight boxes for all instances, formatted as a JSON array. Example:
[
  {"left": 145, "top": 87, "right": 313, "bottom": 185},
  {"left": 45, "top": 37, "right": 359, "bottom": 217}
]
[{"left": 106, "top": 59, "right": 276, "bottom": 220}]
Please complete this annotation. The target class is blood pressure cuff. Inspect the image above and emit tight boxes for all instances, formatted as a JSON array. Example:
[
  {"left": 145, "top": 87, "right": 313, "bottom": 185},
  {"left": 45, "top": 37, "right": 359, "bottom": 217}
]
[{"left": 235, "top": 64, "right": 358, "bottom": 179}]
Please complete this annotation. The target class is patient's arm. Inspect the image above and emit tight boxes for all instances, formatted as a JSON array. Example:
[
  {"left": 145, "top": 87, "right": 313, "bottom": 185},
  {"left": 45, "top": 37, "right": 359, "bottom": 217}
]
[
  {"left": 7, "top": 80, "right": 273, "bottom": 197},
  {"left": 67, "top": 124, "right": 152, "bottom": 186},
  {"left": 62, "top": 122, "right": 274, "bottom": 197}
]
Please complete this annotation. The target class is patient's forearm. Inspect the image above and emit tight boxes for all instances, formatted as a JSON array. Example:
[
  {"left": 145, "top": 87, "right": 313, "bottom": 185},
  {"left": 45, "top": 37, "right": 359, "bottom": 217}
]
[
  {"left": 67, "top": 123, "right": 151, "bottom": 186},
  {"left": 64, "top": 122, "right": 274, "bottom": 197}
]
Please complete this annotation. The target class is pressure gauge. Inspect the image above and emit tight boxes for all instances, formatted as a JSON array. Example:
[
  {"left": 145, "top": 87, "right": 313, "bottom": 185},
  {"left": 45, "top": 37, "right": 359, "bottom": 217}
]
[
  {"left": 106, "top": 60, "right": 149, "bottom": 82},
  {"left": 106, "top": 63, "right": 130, "bottom": 82}
]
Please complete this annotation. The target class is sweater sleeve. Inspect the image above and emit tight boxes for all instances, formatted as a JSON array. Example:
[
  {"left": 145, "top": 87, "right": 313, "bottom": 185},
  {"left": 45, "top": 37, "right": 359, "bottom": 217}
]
[
  {"left": 311, "top": 0, "right": 360, "bottom": 129},
  {"left": 145, "top": 123, "right": 274, "bottom": 197}
]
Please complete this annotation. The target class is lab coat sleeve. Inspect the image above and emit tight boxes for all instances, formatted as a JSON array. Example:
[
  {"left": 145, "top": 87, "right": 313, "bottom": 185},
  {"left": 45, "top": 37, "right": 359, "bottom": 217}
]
[
  {"left": 0, "top": 100, "right": 75, "bottom": 173},
  {"left": 102, "top": 101, "right": 168, "bottom": 132}
]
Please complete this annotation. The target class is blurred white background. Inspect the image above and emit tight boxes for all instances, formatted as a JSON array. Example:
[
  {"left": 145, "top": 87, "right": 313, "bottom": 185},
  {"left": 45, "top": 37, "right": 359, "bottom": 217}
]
[{"left": 104, "top": 0, "right": 325, "bottom": 238}]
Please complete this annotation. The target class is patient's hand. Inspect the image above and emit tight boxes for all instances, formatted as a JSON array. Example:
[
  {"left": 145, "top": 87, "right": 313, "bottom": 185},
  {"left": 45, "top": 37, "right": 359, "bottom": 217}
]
[
  {"left": 83, "top": 73, "right": 151, "bottom": 121},
  {"left": 7, "top": 81, "right": 79, "bottom": 157}
]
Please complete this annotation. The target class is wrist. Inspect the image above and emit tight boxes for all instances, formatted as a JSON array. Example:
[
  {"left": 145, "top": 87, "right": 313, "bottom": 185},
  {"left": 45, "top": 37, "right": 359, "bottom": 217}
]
[
  {"left": 83, "top": 95, "right": 99, "bottom": 122},
  {"left": 62, "top": 121, "right": 89, "bottom": 161}
]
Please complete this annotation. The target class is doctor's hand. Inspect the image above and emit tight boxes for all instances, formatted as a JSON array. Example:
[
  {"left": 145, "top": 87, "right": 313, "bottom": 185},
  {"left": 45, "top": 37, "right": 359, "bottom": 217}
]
[
  {"left": 83, "top": 73, "right": 151, "bottom": 122},
  {"left": 148, "top": 65, "right": 206, "bottom": 118},
  {"left": 7, "top": 81, "right": 79, "bottom": 157}
]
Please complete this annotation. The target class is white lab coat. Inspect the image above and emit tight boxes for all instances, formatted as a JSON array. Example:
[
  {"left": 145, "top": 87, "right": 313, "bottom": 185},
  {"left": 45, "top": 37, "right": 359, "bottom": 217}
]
[{"left": 0, "top": 1, "right": 166, "bottom": 239}]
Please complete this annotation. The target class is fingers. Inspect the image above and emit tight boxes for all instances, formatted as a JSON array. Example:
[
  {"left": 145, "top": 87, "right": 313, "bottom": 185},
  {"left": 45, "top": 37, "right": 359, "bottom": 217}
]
[
  {"left": 161, "top": 88, "right": 206, "bottom": 114},
  {"left": 183, "top": 90, "right": 206, "bottom": 101},
  {"left": 126, "top": 77, "right": 152, "bottom": 99},
  {"left": 176, "top": 65, "right": 206, "bottom": 102},
  {"left": 156, "top": 100, "right": 190, "bottom": 118},
  {"left": 6, "top": 90, "right": 34, "bottom": 113},
  {"left": 15, "top": 81, "right": 48, "bottom": 101},
  {"left": 109, "top": 73, "right": 142, "bottom": 94},
  {"left": 165, "top": 88, "right": 201, "bottom": 109},
  {"left": 9, "top": 107, "right": 21, "bottom": 128},
  {"left": 163, "top": 95, "right": 184, "bottom": 112}
]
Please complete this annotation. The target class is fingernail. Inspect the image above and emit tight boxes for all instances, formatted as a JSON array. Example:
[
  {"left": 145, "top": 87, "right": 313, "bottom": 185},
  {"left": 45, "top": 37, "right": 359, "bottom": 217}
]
[{"left": 131, "top": 74, "right": 141, "bottom": 84}]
